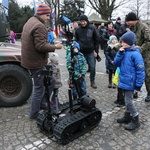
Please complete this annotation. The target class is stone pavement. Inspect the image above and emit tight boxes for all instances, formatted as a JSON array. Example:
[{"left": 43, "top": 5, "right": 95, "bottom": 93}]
[{"left": 0, "top": 47, "right": 150, "bottom": 150}]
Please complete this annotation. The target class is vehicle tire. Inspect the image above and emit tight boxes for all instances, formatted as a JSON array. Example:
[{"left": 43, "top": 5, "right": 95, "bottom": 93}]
[{"left": 0, "top": 64, "right": 32, "bottom": 107}]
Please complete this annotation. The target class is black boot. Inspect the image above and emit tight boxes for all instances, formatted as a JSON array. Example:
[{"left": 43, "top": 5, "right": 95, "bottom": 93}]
[
  {"left": 145, "top": 95, "right": 150, "bottom": 102},
  {"left": 133, "top": 92, "right": 138, "bottom": 99},
  {"left": 117, "top": 100, "right": 125, "bottom": 107},
  {"left": 124, "top": 115, "right": 140, "bottom": 130},
  {"left": 117, "top": 112, "right": 131, "bottom": 124}
]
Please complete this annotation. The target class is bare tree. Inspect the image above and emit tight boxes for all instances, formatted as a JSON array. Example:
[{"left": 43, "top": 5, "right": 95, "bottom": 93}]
[
  {"left": 128, "top": 0, "right": 148, "bottom": 20},
  {"left": 86, "top": 0, "right": 130, "bottom": 20}
]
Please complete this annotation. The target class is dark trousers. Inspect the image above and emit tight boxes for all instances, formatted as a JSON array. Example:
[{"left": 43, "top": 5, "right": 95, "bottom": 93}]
[
  {"left": 108, "top": 69, "right": 115, "bottom": 84},
  {"left": 117, "top": 87, "right": 125, "bottom": 102},
  {"left": 30, "top": 67, "right": 55, "bottom": 118},
  {"left": 71, "top": 77, "right": 87, "bottom": 99}
]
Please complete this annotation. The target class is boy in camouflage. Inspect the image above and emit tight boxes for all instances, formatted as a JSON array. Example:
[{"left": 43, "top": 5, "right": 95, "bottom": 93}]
[{"left": 66, "top": 41, "right": 87, "bottom": 100}]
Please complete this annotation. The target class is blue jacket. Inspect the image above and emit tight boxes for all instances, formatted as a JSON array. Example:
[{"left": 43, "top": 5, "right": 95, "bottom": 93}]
[
  {"left": 114, "top": 46, "right": 145, "bottom": 91},
  {"left": 48, "top": 31, "right": 54, "bottom": 44}
]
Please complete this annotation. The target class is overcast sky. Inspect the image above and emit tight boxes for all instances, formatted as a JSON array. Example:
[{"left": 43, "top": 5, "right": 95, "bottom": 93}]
[{"left": 1, "top": 0, "right": 149, "bottom": 20}]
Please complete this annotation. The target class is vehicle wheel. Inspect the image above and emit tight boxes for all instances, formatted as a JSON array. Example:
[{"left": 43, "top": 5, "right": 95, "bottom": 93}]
[{"left": 0, "top": 64, "right": 32, "bottom": 107}]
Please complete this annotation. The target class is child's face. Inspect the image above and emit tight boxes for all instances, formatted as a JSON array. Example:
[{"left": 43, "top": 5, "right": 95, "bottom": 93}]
[
  {"left": 73, "top": 47, "right": 78, "bottom": 53},
  {"left": 111, "top": 38, "right": 117, "bottom": 44},
  {"left": 121, "top": 40, "right": 130, "bottom": 48}
]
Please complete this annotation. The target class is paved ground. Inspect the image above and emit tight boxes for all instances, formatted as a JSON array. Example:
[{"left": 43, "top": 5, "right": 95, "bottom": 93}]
[{"left": 0, "top": 45, "right": 150, "bottom": 150}]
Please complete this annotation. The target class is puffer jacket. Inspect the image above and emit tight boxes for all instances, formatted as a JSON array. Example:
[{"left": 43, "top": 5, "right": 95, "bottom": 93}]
[
  {"left": 114, "top": 46, "right": 145, "bottom": 91},
  {"left": 21, "top": 15, "right": 56, "bottom": 69}
]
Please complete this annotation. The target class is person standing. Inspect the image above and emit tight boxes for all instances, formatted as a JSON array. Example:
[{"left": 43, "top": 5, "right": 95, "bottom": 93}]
[
  {"left": 125, "top": 12, "right": 150, "bottom": 102},
  {"left": 105, "top": 35, "right": 118, "bottom": 88},
  {"left": 114, "top": 17, "right": 122, "bottom": 40},
  {"left": 75, "top": 15, "right": 100, "bottom": 89},
  {"left": 107, "top": 21, "right": 116, "bottom": 36},
  {"left": 10, "top": 30, "right": 16, "bottom": 43},
  {"left": 66, "top": 41, "right": 87, "bottom": 100},
  {"left": 114, "top": 31, "right": 145, "bottom": 130},
  {"left": 98, "top": 22, "right": 109, "bottom": 53},
  {"left": 21, "top": 3, "right": 63, "bottom": 119},
  {"left": 48, "top": 53, "right": 62, "bottom": 108}
]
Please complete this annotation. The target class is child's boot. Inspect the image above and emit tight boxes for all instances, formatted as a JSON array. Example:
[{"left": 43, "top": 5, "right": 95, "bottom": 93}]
[
  {"left": 124, "top": 115, "right": 140, "bottom": 130},
  {"left": 117, "top": 112, "right": 131, "bottom": 124},
  {"left": 108, "top": 82, "right": 112, "bottom": 88},
  {"left": 133, "top": 91, "right": 138, "bottom": 99}
]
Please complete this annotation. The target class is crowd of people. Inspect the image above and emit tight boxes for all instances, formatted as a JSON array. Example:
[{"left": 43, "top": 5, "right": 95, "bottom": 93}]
[{"left": 21, "top": 3, "right": 150, "bottom": 131}]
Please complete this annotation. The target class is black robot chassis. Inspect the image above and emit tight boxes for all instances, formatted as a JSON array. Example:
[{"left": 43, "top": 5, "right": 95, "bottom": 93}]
[{"left": 36, "top": 94, "right": 102, "bottom": 145}]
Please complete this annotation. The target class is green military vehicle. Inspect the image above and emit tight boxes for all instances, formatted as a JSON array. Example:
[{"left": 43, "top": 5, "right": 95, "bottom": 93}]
[
  {"left": 0, "top": 3, "right": 10, "bottom": 42},
  {"left": 0, "top": 4, "right": 32, "bottom": 107},
  {"left": 0, "top": 43, "right": 32, "bottom": 107}
]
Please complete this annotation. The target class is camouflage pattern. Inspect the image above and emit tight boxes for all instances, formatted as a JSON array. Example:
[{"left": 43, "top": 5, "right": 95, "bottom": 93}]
[{"left": 130, "top": 21, "right": 150, "bottom": 95}]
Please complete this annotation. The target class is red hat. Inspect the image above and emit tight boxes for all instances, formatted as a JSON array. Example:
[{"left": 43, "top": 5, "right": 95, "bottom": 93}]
[{"left": 36, "top": 4, "right": 51, "bottom": 15}]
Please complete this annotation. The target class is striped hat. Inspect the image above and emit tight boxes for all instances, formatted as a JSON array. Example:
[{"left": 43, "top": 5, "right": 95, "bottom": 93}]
[{"left": 36, "top": 4, "right": 51, "bottom": 15}]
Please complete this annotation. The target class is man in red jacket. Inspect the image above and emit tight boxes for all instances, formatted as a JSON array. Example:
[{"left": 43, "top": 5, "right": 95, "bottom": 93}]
[{"left": 21, "top": 4, "right": 62, "bottom": 119}]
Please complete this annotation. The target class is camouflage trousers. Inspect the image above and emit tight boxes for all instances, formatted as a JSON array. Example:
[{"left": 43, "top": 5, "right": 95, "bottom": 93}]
[{"left": 143, "top": 51, "right": 150, "bottom": 95}]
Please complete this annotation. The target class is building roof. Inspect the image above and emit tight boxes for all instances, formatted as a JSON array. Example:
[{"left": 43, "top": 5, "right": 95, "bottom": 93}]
[{"left": 88, "top": 13, "right": 107, "bottom": 24}]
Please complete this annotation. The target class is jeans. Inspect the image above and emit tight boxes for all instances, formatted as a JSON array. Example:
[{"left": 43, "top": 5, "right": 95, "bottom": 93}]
[
  {"left": 84, "top": 51, "right": 96, "bottom": 83},
  {"left": 125, "top": 90, "right": 138, "bottom": 117},
  {"left": 71, "top": 77, "right": 87, "bottom": 99},
  {"left": 30, "top": 67, "right": 55, "bottom": 118}
]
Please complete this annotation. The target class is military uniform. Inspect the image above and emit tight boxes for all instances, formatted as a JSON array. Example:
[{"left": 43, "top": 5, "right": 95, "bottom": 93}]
[{"left": 130, "top": 21, "right": 150, "bottom": 100}]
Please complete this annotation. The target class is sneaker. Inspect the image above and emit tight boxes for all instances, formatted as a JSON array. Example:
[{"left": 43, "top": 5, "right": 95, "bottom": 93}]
[
  {"left": 108, "top": 84, "right": 112, "bottom": 88},
  {"left": 112, "top": 84, "right": 116, "bottom": 89},
  {"left": 145, "top": 95, "right": 150, "bottom": 102},
  {"left": 91, "top": 82, "right": 97, "bottom": 89}
]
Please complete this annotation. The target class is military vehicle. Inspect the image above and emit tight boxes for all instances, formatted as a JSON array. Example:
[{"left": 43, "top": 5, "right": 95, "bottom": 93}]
[
  {"left": 0, "top": 43, "right": 32, "bottom": 107},
  {"left": 0, "top": 3, "right": 10, "bottom": 42},
  {"left": 0, "top": 3, "right": 32, "bottom": 107}
]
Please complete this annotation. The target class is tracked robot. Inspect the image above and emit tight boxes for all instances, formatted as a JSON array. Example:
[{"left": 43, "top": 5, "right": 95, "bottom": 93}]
[{"left": 36, "top": 16, "right": 102, "bottom": 145}]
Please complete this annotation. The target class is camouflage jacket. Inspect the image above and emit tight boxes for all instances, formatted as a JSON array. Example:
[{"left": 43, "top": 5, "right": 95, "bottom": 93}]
[
  {"left": 66, "top": 46, "right": 87, "bottom": 80},
  {"left": 129, "top": 21, "right": 150, "bottom": 54}
]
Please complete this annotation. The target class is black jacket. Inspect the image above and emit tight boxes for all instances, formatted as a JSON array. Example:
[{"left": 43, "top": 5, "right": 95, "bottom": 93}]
[
  {"left": 75, "top": 23, "right": 100, "bottom": 54},
  {"left": 98, "top": 26, "right": 109, "bottom": 43}
]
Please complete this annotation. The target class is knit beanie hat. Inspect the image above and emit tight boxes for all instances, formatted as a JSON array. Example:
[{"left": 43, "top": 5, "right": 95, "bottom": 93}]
[
  {"left": 109, "top": 35, "right": 117, "bottom": 43},
  {"left": 36, "top": 4, "right": 51, "bottom": 15},
  {"left": 117, "top": 17, "right": 121, "bottom": 21},
  {"left": 49, "top": 52, "right": 59, "bottom": 63},
  {"left": 79, "top": 15, "right": 88, "bottom": 22},
  {"left": 126, "top": 12, "right": 138, "bottom": 21},
  {"left": 72, "top": 41, "right": 80, "bottom": 50},
  {"left": 121, "top": 31, "right": 136, "bottom": 46}
]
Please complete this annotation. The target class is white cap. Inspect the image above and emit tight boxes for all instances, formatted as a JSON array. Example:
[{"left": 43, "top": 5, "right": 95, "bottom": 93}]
[{"left": 49, "top": 52, "right": 59, "bottom": 63}]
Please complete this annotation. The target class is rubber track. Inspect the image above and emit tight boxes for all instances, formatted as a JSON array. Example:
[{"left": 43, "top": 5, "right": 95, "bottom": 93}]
[{"left": 53, "top": 108, "right": 102, "bottom": 145}]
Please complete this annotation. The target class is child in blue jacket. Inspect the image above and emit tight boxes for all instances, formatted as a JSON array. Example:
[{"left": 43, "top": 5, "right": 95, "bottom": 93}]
[{"left": 114, "top": 31, "right": 145, "bottom": 130}]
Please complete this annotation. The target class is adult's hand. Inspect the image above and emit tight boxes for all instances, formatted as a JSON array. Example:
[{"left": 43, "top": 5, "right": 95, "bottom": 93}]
[
  {"left": 94, "top": 51, "right": 97, "bottom": 58},
  {"left": 55, "top": 42, "right": 63, "bottom": 49}
]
